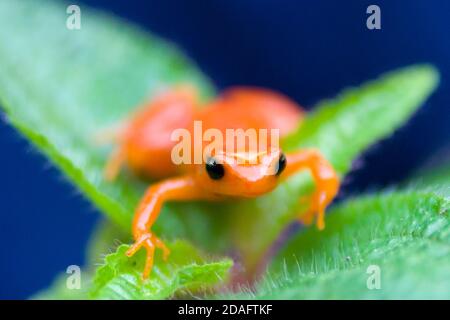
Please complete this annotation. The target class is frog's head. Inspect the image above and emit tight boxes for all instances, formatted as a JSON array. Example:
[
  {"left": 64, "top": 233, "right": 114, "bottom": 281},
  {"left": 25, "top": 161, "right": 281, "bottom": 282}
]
[{"left": 194, "top": 148, "right": 286, "bottom": 197}]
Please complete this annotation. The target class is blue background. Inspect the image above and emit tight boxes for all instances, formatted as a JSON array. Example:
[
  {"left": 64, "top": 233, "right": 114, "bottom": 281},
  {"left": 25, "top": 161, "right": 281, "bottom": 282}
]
[{"left": 1, "top": 0, "right": 449, "bottom": 299}]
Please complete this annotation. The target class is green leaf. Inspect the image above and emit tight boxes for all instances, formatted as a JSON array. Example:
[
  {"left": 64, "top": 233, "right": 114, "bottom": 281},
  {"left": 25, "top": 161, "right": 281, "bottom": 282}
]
[
  {"left": 32, "top": 268, "right": 92, "bottom": 300},
  {"left": 34, "top": 235, "right": 234, "bottom": 300},
  {"left": 85, "top": 219, "right": 130, "bottom": 268},
  {"left": 218, "top": 190, "right": 449, "bottom": 299},
  {"left": 90, "top": 241, "right": 233, "bottom": 300},
  {"left": 227, "top": 64, "right": 439, "bottom": 271},
  {"left": 271, "top": 191, "right": 449, "bottom": 274},
  {"left": 408, "top": 159, "right": 450, "bottom": 197}
]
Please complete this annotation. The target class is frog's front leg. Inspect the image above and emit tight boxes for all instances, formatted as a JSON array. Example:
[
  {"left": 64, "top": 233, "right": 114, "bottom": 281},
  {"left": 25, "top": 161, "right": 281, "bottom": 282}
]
[
  {"left": 126, "top": 175, "right": 211, "bottom": 279},
  {"left": 282, "top": 149, "right": 340, "bottom": 230}
]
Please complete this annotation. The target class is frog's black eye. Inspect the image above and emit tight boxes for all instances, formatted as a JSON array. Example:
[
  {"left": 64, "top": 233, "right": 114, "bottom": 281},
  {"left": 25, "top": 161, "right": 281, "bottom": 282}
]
[
  {"left": 275, "top": 153, "right": 287, "bottom": 176},
  {"left": 206, "top": 157, "right": 225, "bottom": 180}
]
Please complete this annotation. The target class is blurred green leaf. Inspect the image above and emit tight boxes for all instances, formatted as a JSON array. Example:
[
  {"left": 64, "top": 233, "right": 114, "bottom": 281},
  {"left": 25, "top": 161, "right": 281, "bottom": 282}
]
[
  {"left": 90, "top": 241, "right": 232, "bottom": 300},
  {"left": 33, "top": 270, "right": 91, "bottom": 300},
  {"left": 85, "top": 219, "right": 130, "bottom": 267},
  {"left": 408, "top": 156, "right": 450, "bottom": 197}
]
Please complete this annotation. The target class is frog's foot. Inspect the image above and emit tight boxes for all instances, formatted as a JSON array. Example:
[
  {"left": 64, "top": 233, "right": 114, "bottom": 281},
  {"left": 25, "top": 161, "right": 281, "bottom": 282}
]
[
  {"left": 298, "top": 207, "right": 315, "bottom": 227},
  {"left": 284, "top": 149, "right": 340, "bottom": 231},
  {"left": 103, "top": 147, "right": 125, "bottom": 182},
  {"left": 92, "top": 124, "right": 126, "bottom": 182},
  {"left": 126, "top": 232, "right": 170, "bottom": 279},
  {"left": 298, "top": 195, "right": 314, "bottom": 226},
  {"left": 298, "top": 180, "right": 339, "bottom": 230},
  {"left": 297, "top": 192, "right": 327, "bottom": 230}
]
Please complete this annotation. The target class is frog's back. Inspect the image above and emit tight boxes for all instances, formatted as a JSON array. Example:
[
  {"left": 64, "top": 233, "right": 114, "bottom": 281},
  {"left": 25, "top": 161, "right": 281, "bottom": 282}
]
[
  {"left": 121, "top": 87, "right": 196, "bottom": 178},
  {"left": 112, "top": 86, "right": 304, "bottom": 180},
  {"left": 198, "top": 87, "right": 304, "bottom": 136}
]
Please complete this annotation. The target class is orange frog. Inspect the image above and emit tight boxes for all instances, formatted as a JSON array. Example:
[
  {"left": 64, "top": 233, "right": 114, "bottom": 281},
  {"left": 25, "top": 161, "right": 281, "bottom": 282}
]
[{"left": 104, "top": 86, "right": 340, "bottom": 279}]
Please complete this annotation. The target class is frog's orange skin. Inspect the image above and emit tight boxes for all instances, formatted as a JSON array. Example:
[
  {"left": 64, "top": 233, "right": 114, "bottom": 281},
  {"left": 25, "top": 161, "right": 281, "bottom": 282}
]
[{"left": 104, "top": 86, "right": 340, "bottom": 279}]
